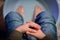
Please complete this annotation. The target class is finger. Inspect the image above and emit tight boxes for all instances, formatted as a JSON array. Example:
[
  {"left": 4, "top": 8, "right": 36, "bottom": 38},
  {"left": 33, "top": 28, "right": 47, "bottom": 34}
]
[
  {"left": 24, "top": 23, "right": 30, "bottom": 27},
  {"left": 26, "top": 31, "right": 35, "bottom": 36},
  {"left": 27, "top": 21, "right": 41, "bottom": 29},
  {"left": 27, "top": 28, "right": 37, "bottom": 33}
]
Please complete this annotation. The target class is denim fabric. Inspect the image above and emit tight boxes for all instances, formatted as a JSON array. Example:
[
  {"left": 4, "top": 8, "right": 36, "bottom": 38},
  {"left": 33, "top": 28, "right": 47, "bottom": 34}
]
[
  {"left": 35, "top": 11, "right": 57, "bottom": 40},
  {"left": 5, "top": 11, "right": 57, "bottom": 40},
  {"left": 5, "top": 12, "right": 24, "bottom": 35}
]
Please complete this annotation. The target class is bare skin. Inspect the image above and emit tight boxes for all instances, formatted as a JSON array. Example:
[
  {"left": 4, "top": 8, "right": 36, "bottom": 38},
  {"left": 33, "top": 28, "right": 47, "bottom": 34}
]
[
  {"left": 26, "top": 22, "right": 46, "bottom": 39},
  {"left": 16, "top": 6, "right": 24, "bottom": 17},
  {"left": 33, "top": 5, "right": 43, "bottom": 20}
]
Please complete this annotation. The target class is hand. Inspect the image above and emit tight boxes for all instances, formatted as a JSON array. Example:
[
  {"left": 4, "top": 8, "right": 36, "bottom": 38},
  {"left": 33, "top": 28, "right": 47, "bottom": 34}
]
[
  {"left": 26, "top": 29, "right": 46, "bottom": 39},
  {"left": 26, "top": 21, "right": 46, "bottom": 39},
  {"left": 16, "top": 21, "right": 40, "bottom": 33}
]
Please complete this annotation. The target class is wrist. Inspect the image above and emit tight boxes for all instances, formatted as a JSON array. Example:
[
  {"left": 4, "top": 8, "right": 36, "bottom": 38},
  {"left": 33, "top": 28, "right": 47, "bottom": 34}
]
[
  {"left": 37, "top": 33, "right": 46, "bottom": 40},
  {"left": 15, "top": 27, "right": 23, "bottom": 33},
  {"left": 41, "top": 33, "right": 46, "bottom": 39},
  {"left": 38, "top": 31, "right": 46, "bottom": 39},
  {"left": 15, "top": 25, "right": 25, "bottom": 33}
]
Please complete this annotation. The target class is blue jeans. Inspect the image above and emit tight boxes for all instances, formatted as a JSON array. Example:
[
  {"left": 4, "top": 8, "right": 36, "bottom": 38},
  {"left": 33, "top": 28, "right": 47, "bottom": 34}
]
[{"left": 5, "top": 11, "right": 57, "bottom": 40}]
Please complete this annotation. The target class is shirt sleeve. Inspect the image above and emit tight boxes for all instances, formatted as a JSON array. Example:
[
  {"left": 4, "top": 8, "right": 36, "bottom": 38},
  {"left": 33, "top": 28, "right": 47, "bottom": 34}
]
[
  {"left": 7, "top": 30, "right": 23, "bottom": 40},
  {"left": 35, "top": 11, "right": 57, "bottom": 40}
]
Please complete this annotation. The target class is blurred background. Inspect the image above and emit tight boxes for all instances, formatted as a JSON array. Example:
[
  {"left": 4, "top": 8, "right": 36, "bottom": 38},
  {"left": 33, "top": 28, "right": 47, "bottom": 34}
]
[{"left": 57, "top": 0, "right": 60, "bottom": 40}]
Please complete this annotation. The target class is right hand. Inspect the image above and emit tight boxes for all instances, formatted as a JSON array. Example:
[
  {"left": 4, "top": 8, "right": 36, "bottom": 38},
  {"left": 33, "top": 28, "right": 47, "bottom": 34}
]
[{"left": 26, "top": 21, "right": 46, "bottom": 39}]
